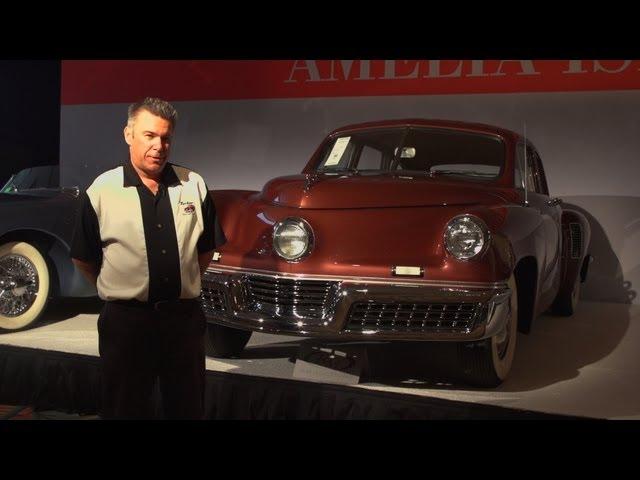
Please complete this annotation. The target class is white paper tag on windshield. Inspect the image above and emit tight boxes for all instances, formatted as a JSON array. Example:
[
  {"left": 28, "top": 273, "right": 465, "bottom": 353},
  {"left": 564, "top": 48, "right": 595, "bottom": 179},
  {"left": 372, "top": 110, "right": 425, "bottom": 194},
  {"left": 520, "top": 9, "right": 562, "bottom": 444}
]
[{"left": 324, "top": 137, "right": 350, "bottom": 166}]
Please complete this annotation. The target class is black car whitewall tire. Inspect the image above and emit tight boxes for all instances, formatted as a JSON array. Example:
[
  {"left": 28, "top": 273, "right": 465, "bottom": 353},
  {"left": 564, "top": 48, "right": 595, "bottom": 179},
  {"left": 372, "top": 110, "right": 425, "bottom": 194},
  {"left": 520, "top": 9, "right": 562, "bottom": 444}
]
[
  {"left": 0, "top": 241, "right": 50, "bottom": 331},
  {"left": 457, "top": 274, "right": 518, "bottom": 387}
]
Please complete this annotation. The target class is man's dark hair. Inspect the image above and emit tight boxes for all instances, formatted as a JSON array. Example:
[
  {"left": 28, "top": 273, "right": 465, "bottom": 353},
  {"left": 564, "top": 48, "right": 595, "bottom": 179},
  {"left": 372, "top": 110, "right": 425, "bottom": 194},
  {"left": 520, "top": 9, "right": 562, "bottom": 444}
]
[{"left": 127, "top": 97, "right": 178, "bottom": 128}]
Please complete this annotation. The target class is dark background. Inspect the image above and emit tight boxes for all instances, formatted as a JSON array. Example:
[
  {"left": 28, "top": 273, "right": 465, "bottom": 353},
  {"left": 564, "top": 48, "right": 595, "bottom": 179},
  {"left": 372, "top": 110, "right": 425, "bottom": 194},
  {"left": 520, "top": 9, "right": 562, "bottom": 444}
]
[{"left": 0, "top": 61, "right": 61, "bottom": 187}]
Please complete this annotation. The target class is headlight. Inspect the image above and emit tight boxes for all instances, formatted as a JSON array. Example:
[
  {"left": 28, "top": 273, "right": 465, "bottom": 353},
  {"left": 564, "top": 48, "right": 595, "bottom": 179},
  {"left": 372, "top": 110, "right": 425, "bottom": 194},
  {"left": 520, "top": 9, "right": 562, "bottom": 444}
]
[
  {"left": 444, "top": 215, "right": 489, "bottom": 260},
  {"left": 273, "top": 218, "right": 313, "bottom": 261}
]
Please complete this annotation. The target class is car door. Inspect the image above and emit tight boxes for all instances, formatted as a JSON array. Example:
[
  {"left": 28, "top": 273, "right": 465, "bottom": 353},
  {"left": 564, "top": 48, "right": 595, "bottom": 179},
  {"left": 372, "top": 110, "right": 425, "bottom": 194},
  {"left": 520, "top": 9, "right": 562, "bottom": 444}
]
[{"left": 522, "top": 143, "right": 562, "bottom": 295}]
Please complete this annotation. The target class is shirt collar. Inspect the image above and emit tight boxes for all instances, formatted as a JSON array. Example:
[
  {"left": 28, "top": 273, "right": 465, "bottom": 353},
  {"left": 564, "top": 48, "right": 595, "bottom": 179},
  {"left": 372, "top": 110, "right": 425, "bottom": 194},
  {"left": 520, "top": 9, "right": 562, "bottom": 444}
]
[{"left": 122, "top": 161, "right": 180, "bottom": 188}]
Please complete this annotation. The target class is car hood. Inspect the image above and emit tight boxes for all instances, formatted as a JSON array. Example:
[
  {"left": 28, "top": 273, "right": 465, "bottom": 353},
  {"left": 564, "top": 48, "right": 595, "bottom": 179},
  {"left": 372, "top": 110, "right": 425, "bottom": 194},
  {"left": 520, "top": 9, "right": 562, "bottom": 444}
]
[{"left": 260, "top": 173, "right": 508, "bottom": 209}]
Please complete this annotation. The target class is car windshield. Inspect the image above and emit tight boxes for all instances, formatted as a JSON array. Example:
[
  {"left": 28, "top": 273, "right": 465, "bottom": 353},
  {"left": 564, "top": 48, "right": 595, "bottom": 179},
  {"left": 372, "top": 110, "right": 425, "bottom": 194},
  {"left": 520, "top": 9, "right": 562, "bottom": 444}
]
[
  {"left": 316, "top": 127, "right": 505, "bottom": 180},
  {"left": 1, "top": 165, "right": 59, "bottom": 193}
]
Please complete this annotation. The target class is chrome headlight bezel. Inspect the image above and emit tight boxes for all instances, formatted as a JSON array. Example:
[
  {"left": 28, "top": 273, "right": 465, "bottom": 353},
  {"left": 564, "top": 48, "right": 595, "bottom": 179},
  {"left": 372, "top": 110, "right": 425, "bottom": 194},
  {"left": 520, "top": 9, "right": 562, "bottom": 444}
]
[
  {"left": 272, "top": 217, "right": 314, "bottom": 262},
  {"left": 444, "top": 214, "right": 490, "bottom": 261}
]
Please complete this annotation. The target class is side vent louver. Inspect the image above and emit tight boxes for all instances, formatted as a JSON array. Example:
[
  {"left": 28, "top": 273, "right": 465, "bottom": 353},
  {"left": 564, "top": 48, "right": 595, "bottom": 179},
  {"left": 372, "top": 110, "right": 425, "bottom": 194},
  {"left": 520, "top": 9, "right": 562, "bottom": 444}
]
[{"left": 569, "top": 223, "right": 582, "bottom": 259}]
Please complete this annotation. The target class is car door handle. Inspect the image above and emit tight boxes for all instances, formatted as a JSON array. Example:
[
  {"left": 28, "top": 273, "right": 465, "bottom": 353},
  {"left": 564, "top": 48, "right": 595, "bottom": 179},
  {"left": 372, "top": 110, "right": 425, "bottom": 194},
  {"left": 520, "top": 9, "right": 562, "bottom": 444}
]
[{"left": 547, "top": 197, "right": 563, "bottom": 207}]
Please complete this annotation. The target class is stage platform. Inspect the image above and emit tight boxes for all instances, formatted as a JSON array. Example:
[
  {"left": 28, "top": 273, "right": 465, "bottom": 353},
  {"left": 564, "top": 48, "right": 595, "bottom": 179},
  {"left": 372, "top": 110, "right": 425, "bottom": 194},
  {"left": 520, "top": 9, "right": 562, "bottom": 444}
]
[{"left": 0, "top": 298, "right": 637, "bottom": 419}]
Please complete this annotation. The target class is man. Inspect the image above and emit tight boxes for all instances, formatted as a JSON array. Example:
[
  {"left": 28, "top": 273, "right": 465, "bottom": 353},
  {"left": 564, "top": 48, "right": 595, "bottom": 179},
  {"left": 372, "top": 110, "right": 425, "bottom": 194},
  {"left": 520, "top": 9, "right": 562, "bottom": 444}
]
[{"left": 71, "top": 97, "right": 222, "bottom": 419}]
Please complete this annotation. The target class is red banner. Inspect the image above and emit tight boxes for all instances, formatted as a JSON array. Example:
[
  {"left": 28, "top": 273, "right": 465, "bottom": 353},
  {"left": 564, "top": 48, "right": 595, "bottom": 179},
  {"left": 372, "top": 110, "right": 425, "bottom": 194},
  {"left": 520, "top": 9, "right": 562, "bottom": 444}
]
[{"left": 61, "top": 60, "right": 640, "bottom": 105}]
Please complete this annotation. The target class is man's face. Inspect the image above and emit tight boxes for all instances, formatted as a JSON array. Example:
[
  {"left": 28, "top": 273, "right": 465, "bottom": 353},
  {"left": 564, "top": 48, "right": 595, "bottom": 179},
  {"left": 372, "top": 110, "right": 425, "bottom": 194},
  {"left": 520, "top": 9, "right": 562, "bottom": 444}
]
[{"left": 124, "top": 109, "right": 173, "bottom": 178}]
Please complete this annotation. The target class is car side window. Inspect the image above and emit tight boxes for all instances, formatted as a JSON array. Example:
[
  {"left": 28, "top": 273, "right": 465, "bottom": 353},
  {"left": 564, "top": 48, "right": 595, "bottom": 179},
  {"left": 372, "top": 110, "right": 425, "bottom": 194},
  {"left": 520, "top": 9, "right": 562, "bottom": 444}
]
[
  {"left": 530, "top": 148, "right": 550, "bottom": 196},
  {"left": 357, "top": 145, "right": 384, "bottom": 170},
  {"left": 515, "top": 143, "right": 537, "bottom": 193}
]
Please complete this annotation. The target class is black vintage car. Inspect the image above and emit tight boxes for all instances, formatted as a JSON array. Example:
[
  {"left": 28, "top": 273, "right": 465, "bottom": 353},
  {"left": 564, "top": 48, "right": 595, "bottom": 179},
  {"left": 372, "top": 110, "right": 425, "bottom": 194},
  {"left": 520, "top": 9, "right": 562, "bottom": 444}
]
[{"left": 0, "top": 166, "right": 95, "bottom": 331}]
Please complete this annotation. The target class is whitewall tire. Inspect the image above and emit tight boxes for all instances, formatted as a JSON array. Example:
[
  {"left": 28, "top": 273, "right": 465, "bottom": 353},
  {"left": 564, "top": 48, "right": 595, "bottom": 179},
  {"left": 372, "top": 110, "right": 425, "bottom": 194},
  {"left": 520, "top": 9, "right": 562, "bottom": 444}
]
[
  {"left": 457, "top": 274, "right": 518, "bottom": 387},
  {"left": 0, "top": 241, "right": 51, "bottom": 331}
]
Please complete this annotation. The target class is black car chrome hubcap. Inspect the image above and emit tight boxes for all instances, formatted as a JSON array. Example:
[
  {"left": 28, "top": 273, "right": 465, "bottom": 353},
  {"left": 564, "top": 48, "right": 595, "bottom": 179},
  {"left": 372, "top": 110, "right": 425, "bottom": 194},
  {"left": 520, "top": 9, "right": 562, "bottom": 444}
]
[{"left": 0, "top": 254, "right": 39, "bottom": 317}]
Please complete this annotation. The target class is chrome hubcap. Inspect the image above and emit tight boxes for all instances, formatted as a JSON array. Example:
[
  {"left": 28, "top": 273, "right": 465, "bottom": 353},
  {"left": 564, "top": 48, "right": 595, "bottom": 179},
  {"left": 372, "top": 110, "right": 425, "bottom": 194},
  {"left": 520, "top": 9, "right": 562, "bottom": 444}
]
[{"left": 0, "top": 254, "right": 39, "bottom": 317}]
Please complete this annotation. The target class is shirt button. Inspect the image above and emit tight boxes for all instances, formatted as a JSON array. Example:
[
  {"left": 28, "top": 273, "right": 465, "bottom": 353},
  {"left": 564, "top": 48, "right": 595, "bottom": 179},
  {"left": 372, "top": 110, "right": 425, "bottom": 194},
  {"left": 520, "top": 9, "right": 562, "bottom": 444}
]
[
  {"left": 161, "top": 249, "right": 166, "bottom": 254},
  {"left": 163, "top": 277, "right": 169, "bottom": 282},
  {"left": 157, "top": 224, "right": 162, "bottom": 229}
]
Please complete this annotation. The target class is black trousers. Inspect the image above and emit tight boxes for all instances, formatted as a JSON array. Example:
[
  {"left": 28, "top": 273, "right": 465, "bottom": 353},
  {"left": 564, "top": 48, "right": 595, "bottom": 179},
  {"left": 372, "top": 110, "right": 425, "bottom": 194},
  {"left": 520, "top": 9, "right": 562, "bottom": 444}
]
[{"left": 97, "top": 301, "right": 206, "bottom": 420}]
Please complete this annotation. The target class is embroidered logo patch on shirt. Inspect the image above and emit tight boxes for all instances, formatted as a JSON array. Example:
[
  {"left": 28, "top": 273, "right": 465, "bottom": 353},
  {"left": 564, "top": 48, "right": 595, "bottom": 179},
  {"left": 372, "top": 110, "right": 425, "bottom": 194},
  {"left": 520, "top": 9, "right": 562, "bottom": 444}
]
[{"left": 180, "top": 201, "right": 196, "bottom": 214}]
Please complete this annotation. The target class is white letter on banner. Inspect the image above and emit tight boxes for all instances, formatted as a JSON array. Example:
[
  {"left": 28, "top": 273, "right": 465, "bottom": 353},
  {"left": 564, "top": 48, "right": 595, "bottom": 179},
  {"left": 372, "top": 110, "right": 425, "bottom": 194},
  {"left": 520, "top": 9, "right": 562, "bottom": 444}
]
[
  {"left": 285, "top": 60, "right": 322, "bottom": 83},
  {"left": 468, "top": 60, "right": 490, "bottom": 77},
  {"left": 594, "top": 60, "right": 631, "bottom": 73},
  {"left": 382, "top": 60, "right": 420, "bottom": 79},
  {"left": 563, "top": 60, "right": 588, "bottom": 74},
  {"left": 425, "top": 60, "right": 463, "bottom": 78},
  {"left": 328, "top": 60, "right": 375, "bottom": 81},
  {"left": 491, "top": 60, "right": 541, "bottom": 76}
]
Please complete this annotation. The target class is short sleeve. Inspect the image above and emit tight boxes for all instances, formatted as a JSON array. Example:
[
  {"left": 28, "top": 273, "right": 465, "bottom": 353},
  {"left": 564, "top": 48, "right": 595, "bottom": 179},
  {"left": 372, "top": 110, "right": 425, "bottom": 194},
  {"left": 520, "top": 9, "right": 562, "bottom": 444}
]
[
  {"left": 197, "top": 190, "right": 227, "bottom": 253},
  {"left": 70, "top": 192, "right": 102, "bottom": 262}
]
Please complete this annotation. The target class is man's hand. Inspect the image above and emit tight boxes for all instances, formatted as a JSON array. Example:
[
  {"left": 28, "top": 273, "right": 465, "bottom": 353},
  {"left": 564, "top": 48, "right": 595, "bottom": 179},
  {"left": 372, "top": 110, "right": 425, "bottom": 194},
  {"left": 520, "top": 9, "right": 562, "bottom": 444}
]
[{"left": 71, "top": 258, "right": 99, "bottom": 286}]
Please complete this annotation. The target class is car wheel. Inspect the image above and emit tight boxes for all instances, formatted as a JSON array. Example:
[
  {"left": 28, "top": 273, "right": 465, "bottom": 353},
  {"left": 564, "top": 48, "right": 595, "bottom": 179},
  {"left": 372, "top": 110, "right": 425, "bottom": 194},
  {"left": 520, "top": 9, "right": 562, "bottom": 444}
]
[
  {"left": 552, "top": 274, "right": 580, "bottom": 317},
  {"left": 457, "top": 274, "right": 518, "bottom": 387},
  {"left": 205, "top": 322, "right": 252, "bottom": 358},
  {"left": 0, "top": 241, "right": 51, "bottom": 331}
]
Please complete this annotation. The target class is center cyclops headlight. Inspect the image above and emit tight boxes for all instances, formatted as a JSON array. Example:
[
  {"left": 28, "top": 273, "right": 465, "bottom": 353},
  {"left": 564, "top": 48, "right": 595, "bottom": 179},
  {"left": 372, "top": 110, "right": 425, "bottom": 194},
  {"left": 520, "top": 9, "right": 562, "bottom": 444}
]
[
  {"left": 444, "top": 215, "right": 489, "bottom": 260},
  {"left": 273, "top": 217, "right": 314, "bottom": 261}
]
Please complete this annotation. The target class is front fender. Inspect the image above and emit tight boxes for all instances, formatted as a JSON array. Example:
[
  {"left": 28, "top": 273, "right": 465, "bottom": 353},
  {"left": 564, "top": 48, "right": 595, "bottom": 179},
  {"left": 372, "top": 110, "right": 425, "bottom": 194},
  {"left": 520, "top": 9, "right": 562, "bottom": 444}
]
[{"left": 210, "top": 189, "right": 259, "bottom": 244}]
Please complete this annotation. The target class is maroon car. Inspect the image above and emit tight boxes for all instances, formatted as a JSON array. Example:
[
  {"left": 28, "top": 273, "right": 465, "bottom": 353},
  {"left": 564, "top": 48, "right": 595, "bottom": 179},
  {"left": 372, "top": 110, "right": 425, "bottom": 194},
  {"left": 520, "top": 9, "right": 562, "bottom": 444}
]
[{"left": 201, "top": 119, "right": 591, "bottom": 387}]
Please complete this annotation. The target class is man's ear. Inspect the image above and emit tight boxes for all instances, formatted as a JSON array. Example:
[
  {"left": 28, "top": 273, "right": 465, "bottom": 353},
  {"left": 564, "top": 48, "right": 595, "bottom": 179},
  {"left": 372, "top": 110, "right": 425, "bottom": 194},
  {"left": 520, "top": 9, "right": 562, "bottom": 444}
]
[{"left": 124, "top": 125, "right": 132, "bottom": 146}]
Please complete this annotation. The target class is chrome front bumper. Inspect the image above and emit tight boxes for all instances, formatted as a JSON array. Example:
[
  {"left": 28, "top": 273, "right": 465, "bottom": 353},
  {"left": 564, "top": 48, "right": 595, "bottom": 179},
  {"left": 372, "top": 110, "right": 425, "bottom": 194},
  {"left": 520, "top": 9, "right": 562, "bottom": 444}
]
[{"left": 201, "top": 266, "right": 512, "bottom": 341}]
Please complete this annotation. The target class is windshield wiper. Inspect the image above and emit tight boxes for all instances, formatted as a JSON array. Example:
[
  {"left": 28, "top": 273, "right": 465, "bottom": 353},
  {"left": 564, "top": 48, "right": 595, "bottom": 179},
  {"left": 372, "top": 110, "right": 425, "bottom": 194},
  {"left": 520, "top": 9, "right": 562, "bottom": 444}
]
[
  {"left": 1, "top": 184, "right": 18, "bottom": 194},
  {"left": 318, "top": 167, "right": 359, "bottom": 174},
  {"left": 429, "top": 169, "right": 496, "bottom": 178}
]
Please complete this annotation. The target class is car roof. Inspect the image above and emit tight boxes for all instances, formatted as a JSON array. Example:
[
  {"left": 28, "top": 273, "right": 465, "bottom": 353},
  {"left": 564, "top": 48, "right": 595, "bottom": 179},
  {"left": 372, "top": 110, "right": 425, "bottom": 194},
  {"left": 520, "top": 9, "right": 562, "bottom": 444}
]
[{"left": 328, "top": 119, "right": 521, "bottom": 142}]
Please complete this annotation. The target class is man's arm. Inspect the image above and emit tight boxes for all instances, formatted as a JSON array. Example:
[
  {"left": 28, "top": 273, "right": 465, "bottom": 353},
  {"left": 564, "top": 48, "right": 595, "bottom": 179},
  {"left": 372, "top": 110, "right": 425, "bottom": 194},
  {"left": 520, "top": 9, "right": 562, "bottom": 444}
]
[
  {"left": 198, "top": 250, "right": 214, "bottom": 277},
  {"left": 70, "top": 191, "right": 102, "bottom": 287},
  {"left": 72, "top": 258, "right": 99, "bottom": 286},
  {"left": 197, "top": 189, "right": 226, "bottom": 277}
]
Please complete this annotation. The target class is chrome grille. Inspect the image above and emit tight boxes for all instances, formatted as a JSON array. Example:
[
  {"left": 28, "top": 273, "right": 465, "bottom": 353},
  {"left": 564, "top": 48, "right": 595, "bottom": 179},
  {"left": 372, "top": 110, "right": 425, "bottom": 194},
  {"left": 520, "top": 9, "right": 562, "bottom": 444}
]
[
  {"left": 346, "top": 302, "right": 483, "bottom": 333},
  {"left": 244, "top": 275, "right": 338, "bottom": 320},
  {"left": 200, "top": 280, "right": 227, "bottom": 315},
  {"left": 569, "top": 223, "right": 582, "bottom": 259}
]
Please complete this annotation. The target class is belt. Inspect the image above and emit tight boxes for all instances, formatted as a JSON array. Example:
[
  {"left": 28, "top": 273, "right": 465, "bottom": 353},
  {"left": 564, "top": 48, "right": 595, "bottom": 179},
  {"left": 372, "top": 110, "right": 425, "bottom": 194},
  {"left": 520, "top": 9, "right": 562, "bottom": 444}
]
[{"left": 109, "top": 298, "right": 200, "bottom": 312}]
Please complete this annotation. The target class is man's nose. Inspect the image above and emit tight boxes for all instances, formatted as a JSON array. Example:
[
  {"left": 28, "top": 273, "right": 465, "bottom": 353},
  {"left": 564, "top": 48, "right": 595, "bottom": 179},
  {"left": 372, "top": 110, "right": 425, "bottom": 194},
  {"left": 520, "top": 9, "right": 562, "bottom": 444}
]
[{"left": 151, "top": 140, "right": 166, "bottom": 151}]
